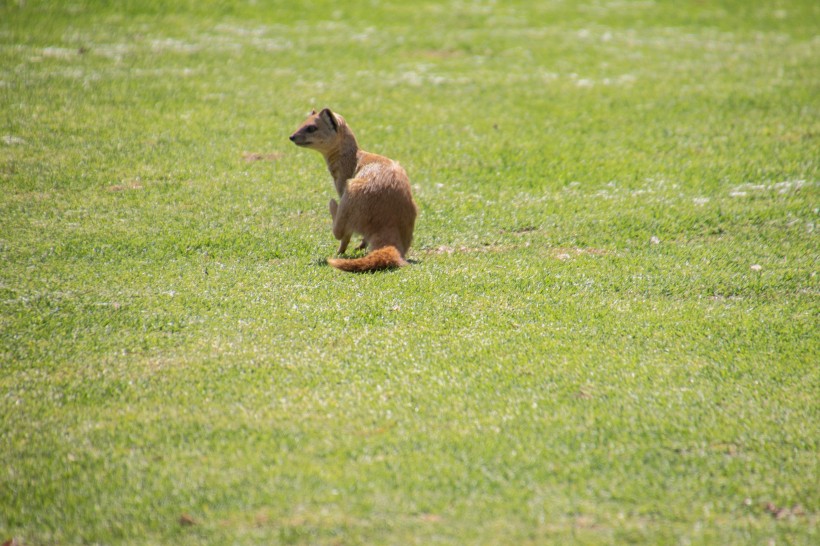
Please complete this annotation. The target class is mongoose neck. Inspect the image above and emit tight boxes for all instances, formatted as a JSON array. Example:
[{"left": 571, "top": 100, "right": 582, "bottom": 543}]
[{"left": 324, "top": 130, "right": 359, "bottom": 196}]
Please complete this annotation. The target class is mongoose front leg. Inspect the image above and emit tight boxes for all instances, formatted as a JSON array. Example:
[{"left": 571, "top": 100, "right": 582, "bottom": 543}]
[
  {"left": 356, "top": 239, "right": 368, "bottom": 251},
  {"left": 329, "top": 199, "right": 351, "bottom": 253},
  {"left": 337, "top": 233, "right": 351, "bottom": 254},
  {"left": 330, "top": 197, "right": 352, "bottom": 253}
]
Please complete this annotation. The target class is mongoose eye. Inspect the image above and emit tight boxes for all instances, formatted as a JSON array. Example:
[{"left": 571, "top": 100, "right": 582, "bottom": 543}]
[{"left": 306, "top": 126, "right": 318, "bottom": 133}]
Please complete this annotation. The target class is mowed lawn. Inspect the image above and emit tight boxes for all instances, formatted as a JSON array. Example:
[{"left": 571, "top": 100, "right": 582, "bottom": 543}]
[{"left": 1, "top": 1, "right": 817, "bottom": 544}]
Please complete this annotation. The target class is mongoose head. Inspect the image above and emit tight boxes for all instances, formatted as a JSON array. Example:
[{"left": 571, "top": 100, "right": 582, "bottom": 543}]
[{"left": 289, "top": 108, "right": 346, "bottom": 152}]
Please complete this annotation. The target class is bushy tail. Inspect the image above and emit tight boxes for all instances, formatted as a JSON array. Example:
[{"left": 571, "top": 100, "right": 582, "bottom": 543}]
[{"left": 327, "top": 246, "right": 407, "bottom": 273}]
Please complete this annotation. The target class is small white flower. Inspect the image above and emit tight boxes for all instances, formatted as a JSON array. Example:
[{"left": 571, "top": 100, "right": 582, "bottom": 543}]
[
  {"left": 751, "top": 264, "right": 762, "bottom": 272},
  {"left": 650, "top": 236, "right": 660, "bottom": 245}
]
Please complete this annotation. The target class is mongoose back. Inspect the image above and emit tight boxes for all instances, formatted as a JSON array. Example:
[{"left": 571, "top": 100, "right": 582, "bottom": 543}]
[{"left": 289, "top": 108, "right": 418, "bottom": 272}]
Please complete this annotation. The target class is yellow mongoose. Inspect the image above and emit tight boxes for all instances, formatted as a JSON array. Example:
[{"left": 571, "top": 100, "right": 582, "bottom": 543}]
[{"left": 289, "top": 108, "right": 418, "bottom": 272}]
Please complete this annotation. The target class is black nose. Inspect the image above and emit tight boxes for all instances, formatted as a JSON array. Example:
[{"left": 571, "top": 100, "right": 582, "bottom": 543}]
[{"left": 289, "top": 135, "right": 296, "bottom": 142}]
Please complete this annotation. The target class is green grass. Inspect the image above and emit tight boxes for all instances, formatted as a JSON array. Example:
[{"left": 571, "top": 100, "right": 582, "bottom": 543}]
[{"left": 1, "top": 0, "right": 817, "bottom": 544}]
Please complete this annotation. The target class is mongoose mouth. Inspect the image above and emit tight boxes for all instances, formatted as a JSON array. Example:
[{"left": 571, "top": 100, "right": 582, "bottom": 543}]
[{"left": 289, "top": 135, "right": 311, "bottom": 147}]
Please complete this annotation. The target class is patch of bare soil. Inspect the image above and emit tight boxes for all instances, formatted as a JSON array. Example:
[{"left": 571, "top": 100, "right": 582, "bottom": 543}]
[{"left": 242, "top": 151, "right": 283, "bottom": 162}]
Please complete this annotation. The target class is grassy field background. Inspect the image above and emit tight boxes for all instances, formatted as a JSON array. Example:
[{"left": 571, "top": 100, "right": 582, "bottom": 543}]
[{"left": 1, "top": 0, "right": 818, "bottom": 544}]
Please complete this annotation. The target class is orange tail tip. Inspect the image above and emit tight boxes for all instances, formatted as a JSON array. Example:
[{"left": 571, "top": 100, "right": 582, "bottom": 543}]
[{"left": 327, "top": 246, "right": 407, "bottom": 273}]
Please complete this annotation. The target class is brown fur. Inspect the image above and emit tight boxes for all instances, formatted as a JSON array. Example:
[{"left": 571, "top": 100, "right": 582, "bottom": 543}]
[{"left": 289, "top": 108, "right": 417, "bottom": 272}]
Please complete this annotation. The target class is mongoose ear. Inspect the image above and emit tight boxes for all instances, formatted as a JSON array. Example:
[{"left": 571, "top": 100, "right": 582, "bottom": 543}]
[
  {"left": 310, "top": 109, "right": 317, "bottom": 115},
  {"left": 319, "top": 108, "right": 339, "bottom": 132}
]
